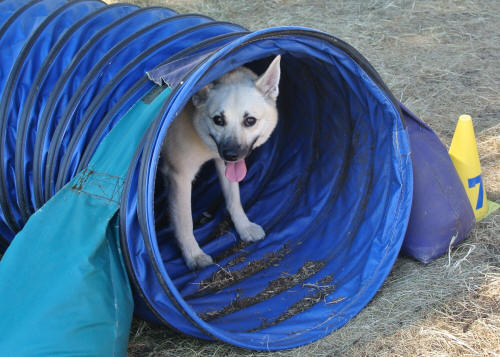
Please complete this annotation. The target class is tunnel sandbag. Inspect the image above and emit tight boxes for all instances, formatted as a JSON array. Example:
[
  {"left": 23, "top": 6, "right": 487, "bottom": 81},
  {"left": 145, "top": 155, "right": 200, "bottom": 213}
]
[
  {"left": 121, "top": 28, "right": 413, "bottom": 349},
  {"left": 401, "top": 105, "right": 475, "bottom": 263},
  {"left": 0, "top": 2, "right": 417, "bottom": 351},
  {"left": 0, "top": 85, "right": 172, "bottom": 357}
]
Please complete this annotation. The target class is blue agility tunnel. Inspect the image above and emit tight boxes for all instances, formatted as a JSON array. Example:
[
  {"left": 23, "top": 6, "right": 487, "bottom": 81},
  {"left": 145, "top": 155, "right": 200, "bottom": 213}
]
[{"left": 0, "top": 0, "right": 473, "bottom": 354}]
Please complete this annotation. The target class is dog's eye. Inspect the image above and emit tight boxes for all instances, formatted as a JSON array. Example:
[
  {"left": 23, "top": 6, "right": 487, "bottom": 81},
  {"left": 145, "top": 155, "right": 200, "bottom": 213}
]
[
  {"left": 243, "top": 116, "right": 257, "bottom": 127},
  {"left": 212, "top": 115, "right": 225, "bottom": 126}
]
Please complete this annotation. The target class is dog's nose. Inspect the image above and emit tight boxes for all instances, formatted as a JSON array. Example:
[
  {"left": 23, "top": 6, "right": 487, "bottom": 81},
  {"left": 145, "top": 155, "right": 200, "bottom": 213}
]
[{"left": 222, "top": 149, "right": 239, "bottom": 162}]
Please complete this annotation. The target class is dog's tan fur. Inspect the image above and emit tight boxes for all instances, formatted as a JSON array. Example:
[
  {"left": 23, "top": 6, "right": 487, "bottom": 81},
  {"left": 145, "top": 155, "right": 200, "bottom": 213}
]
[{"left": 160, "top": 56, "right": 281, "bottom": 270}]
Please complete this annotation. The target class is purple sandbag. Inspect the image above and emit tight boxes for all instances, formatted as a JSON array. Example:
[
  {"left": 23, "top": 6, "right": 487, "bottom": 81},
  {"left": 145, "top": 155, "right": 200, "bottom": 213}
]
[{"left": 400, "top": 104, "right": 475, "bottom": 263}]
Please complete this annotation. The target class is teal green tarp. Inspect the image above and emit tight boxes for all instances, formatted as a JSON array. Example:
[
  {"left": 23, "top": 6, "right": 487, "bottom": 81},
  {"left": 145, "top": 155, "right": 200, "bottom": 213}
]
[{"left": 0, "top": 87, "right": 171, "bottom": 356}]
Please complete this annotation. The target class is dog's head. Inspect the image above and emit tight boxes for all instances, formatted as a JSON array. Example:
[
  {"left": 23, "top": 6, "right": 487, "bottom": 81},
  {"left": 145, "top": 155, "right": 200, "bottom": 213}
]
[{"left": 191, "top": 55, "right": 281, "bottom": 182}]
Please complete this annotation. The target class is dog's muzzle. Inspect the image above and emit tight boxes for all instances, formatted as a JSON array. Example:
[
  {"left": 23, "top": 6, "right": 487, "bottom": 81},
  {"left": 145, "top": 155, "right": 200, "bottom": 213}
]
[{"left": 218, "top": 141, "right": 248, "bottom": 162}]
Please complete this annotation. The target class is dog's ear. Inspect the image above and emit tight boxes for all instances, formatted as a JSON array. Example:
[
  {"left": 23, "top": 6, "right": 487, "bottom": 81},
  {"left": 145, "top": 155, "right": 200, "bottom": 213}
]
[
  {"left": 255, "top": 55, "right": 281, "bottom": 101},
  {"left": 192, "top": 83, "right": 214, "bottom": 107}
]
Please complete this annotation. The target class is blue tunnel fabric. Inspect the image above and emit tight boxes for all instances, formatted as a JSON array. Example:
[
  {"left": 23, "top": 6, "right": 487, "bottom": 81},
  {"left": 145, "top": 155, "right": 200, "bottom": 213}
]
[
  {"left": 32, "top": 6, "right": 178, "bottom": 209},
  {"left": 15, "top": 3, "right": 140, "bottom": 221},
  {"left": 121, "top": 29, "right": 413, "bottom": 349},
  {"left": 0, "top": 0, "right": 74, "bottom": 241},
  {"left": 0, "top": 0, "right": 107, "bottom": 232},
  {"left": 0, "top": 0, "right": 33, "bottom": 27},
  {"left": 0, "top": 1, "right": 426, "bottom": 351}
]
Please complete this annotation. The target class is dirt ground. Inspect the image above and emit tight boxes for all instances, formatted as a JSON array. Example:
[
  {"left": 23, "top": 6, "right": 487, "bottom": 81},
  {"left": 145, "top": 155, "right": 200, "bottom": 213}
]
[{"left": 102, "top": 1, "right": 499, "bottom": 356}]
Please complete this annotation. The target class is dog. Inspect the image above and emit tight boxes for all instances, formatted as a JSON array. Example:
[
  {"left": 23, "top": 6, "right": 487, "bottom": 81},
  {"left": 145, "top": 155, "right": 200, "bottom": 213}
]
[{"left": 160, "top": 55, "right": 281, "bottom": 270}]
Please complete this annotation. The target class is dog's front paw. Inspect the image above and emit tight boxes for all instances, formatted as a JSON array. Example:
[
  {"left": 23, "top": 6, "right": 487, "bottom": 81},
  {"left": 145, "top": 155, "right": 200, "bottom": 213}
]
[
  {"left": 185, "top": 251, "right": 214, "bottom": 271},
  {"left": 237, "top": 222, "right": 266, "bottom": 242}
]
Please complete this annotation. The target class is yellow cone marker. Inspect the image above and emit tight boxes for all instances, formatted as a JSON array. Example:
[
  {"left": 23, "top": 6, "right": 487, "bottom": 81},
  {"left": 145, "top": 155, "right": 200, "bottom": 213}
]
[{"left": 448, "top": 114, "right": 488, "bottom": 220}]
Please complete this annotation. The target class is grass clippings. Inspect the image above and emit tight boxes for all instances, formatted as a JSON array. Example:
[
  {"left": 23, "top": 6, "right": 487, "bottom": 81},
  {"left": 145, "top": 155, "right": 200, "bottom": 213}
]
[
  {"left": 199, "top": 260, "right": 327, "bottom": 321},
  {"left": 249, "top": 274, "right": 337, "bottom": 332},
  {"left": 186, "top": 244, "right": 292, "bottom": 299}
]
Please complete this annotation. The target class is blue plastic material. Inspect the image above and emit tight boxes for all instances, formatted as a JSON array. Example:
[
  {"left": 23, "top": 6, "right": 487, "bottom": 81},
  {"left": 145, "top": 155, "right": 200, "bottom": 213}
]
[
  {"left": 0, "top": 0, "right": 33, "bottom": 27},
  {"left": 15, "top": 3, "right": 139, "bottom": 221},
  {"left": 0, "top": 0, "right": 73, "bottom": 240},
  {"left": 0, "top": 0, "right": 107, "bottom": 232},
  {"left": 0, "top": 0, "right": 471, "bottom": 352},
  {"left": 117, "top": 29, "right": 413, "bottom": 349},
  {"left": 33, "top": 6, "right": 178, "bottom": 208},
  {"left": 401, "top": 105, "right": 475, "bottom": 262}
]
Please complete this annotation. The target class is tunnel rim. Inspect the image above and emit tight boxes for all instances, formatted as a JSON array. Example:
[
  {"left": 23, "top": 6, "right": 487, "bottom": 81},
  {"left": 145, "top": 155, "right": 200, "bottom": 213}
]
[{"left": 121, "top": 26, "right": 412, "bottom": 350}]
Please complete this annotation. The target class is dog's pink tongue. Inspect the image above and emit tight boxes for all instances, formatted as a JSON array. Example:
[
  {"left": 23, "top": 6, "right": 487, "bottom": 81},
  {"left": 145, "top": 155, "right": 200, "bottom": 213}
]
[{"left": 225, "top": 160, "right": 247, "bottom": 182}]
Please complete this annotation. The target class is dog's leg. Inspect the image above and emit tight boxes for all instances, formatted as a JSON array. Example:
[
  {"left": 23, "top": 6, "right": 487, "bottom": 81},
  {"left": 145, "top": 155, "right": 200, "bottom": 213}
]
[
  {"left": 215, "top": 159, "right": 265, "bottom": 242},
  {"left": 168, "top": 171, "right": 213, "bottom": 270}
]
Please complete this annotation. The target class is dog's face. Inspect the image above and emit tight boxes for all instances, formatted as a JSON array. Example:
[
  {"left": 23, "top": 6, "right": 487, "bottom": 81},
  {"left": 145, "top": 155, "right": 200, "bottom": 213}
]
[{"left": 191, "top": 56, "right": 281, "bottom": 181}]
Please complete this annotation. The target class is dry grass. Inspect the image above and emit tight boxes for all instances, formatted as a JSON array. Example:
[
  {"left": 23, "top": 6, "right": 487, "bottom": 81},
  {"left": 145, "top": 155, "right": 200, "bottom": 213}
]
[
  {"left": 357, "top": 273, "right": 500, "bottom": 356},
  {"left": 101, "top": 0, "right": 499, "bottom": 355}
]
